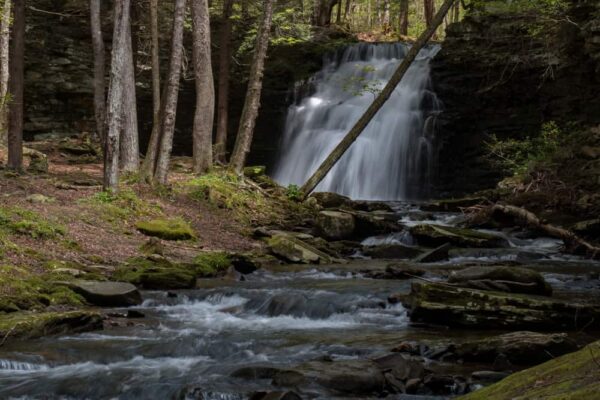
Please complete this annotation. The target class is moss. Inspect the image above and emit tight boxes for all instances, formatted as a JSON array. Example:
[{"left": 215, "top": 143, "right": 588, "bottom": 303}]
[
  {"left": 113, "top": 257, "right": 196, "bottom": 289},
  {"left": 459, "top": 341, "right": 600, "bottom": 400},
  {"left": 0, "top": 311, "right": 103, "bottom": 340},
  {"left": 135, "top": 218, "right": 195, "bottom": 241},
  {"left": 79, "top": 188, "right": 162, "bottom": 225},
  {"left": 192, "top": 252, "right": 232, "bottom": 277},
  {"left": 0, "top": 206, "right": 66, "bottom": 239},
  {"left": 243, "top": 165, "right": 267, "bottom": 178}
]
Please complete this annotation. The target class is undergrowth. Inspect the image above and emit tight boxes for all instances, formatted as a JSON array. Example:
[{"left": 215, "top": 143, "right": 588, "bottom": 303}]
[{"left": 79, "top": 187, "right": 162, "bottom": 224}]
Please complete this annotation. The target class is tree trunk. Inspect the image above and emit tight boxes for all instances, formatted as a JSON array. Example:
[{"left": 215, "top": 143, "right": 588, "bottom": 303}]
[
  {"left": 191, "top": 0, "right": 215, "bottom": 174},
  {"left": 335, "top": 0, "right": 342, "bottom": 24},
  {"left": 453, "top": 0, "right": 460, "bottom": 23},
  {"left": 424, "top": 0, "right": 436, "bottom": 39},
  {"left": 7, "top": 0, "right": 25, "bottom": 170},
  {"left": 119, "top": 10, "right": 139, "bottom": 173},
  {"left": 399, "top": 0, "right": 408, "bottom": 36},
  {"left": 382, "top": 0, "right": 390, "bottom": 28},
  {"left": 344, "top": 0, "right": 350, "bottom": 21},
  {"left": 90, "top": 0, "right": 105, "bottom": 144},
  {"left": 315, "top": 0, "right": 337, "bottom": 26},
  {"left": 140, "top": 0, "right": 161, "bottom": 181},
  {"left": 0, "top": 0, "right": 12, "bottom": 145},
  {"left": 153, "top": 0, "right": 186, "bottom": 184},
  {"left": 103, "top": 0, "right": 130, "bottom": 190},
  {"left": 215, "top": 0, "right": 234, "bottom": 164},
  {"left": 229, "top": 0, "right": 274, "bottom": 173},
  {"left": 300, "top": 0, "right": 456, "bottom": 198}
]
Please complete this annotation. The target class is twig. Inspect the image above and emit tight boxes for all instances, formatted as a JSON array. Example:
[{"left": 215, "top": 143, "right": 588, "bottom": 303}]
[{"left": 28, "top": 6, "right": 83, "bottom": 18}]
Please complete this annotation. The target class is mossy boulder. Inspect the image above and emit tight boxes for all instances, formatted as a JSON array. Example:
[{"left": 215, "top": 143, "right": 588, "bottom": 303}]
[
  {"left": 192, "top": 251, "right": 232, "bottom": 276},
  {"left": 448, "top": 266, "right": 552, "bottom": 296},
  {"left": 57, "top": 280, "right": 142, "bottom": 307},
  {"left": 410, "top": 224, "right": 508, "bottom": 248},
  {"left": 0, "top": 311, "right": 103, "bottom": 342},
  {"left": 404, "top": 281, "right": 600, "bottom": 330},
  {"left": 113, "top": 257, "right": 196, "bottom": 289},
  {"left": 458, "top": 340, "right": 600, "bottom": 400},
  {"left": 315, "top": 210, "right": 356, "bottom": 240},
  {"left": 310, "top": 192, "right": 351, "bottom": 208},
  {"left": 136, "top": 218, "right": 195, "bottom": 241},
  {"left": 268, "top": 233, "right": 332, "bottom": 264}
]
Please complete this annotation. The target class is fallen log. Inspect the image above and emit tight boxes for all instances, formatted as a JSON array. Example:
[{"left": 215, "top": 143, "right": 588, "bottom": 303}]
[{"left": 491, "top": 203, "right": 600, "bottom": 259}]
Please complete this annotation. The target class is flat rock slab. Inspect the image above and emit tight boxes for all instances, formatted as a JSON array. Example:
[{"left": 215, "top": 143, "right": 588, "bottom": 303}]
[
  {"left": 61, "top": 281, "right": 142, "bottom": 307},
  {"left": 410, "top": 224, "right": 509, "bottom": 248}
]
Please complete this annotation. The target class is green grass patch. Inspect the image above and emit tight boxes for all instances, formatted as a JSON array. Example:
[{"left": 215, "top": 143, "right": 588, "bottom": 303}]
[
  {"left": 79, "top": 187, "right": 162, "bottom": 225},
  {"left": 0, "top": 206, "right": 66, "bottom": 239}
]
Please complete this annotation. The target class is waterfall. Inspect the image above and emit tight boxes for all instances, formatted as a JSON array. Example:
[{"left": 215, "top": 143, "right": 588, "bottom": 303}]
[{"left": 272, "top": 42, "right": 442, "bottom": 201}]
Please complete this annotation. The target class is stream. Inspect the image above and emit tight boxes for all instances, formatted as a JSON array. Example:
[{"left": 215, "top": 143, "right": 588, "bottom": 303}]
[{"left": 1, "top": 205, "right": 599, "bottom": 399}]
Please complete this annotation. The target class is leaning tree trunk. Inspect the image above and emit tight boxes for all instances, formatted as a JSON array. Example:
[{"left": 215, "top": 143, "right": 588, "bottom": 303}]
[
  {"left": 140, "top": 0, "right": 162, "bottom": 181},
  {"left": 191, "top": 0, "right": 215, "bottom": 174},
  {"left": 103, "top": 0, "right": 130, "bottom": 190},
  {"left": 300, "top": 0, "right": 456, "bottom": 198},
  {"left": 119, "top": 13, "right": 139, "bottom": 173},
  {"left": 153, "top": 0, "right": 186, "bottom": 184},
  {"left": 229, "top": 0, "right": 274, "bottom": 173},
  {"left": 214, "top": 0, "right": 234, "bottom": 164},
  {"left": 90, "top": 0, "right": 105, "bottom": 144},
  {"left": 399, "top": 0, "right": 409, "bottom": 36},
  {"left": 0, "top": 0, "right": 12, "bottom": 145},
  {"left": 7, "top": 0, "right": 25, "bottom": 170}
]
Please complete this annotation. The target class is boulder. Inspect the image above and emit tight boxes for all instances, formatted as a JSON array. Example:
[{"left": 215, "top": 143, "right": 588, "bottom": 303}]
[
  {"left": 309, "top": 192, "right": 351, "bottom": 208},
  {"left": 366, "top": 263, "right": 425, "bottom": 280},
  {"left": 454, "top": 331, "right": 578, "bottom": 365},
  {"left": 350, "top": 211, "right": 401, "bottom": 237},
  {"left": 448, "top": 266, "right": 552, "bottom": 296},
  {"left": 421, "top": 197, "right": 486, "bottom": 212},
  {"left": 135, "top": 219, "right": 195, "bottom": 241},
  {"left": 0, "top": 311, "right": 103, "bottom": 341},
  {"left": 410, "top": 224, "right": 509, "bottom": 248},
  {"left": 249, "top": 391, "right": 302, "bottom": 400},
  {"left": 58, "top": 281, "right": 142, "bottom": 307},
  {"left": 114, "top": 257, "right": 197, "bottom": 290},
  {"left": 404, "top": 281, "right": 600, "bottom": 330},
  {"left": 413, "top": 243, "right": 451, "bottom": 263},
  {"left": 315, "top": 210, "right": 355, "bottom": 240},
  {"left": 363, "top": 244, "right": 423, "bottom": 259},
  {"left": 268, "top": 234, "right": 332, "bottom": 264}
]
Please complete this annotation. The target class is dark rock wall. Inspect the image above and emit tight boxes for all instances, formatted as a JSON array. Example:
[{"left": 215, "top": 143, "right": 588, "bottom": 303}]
[{"left": 431, "top": 0, "right": 600, "bottom": 195}]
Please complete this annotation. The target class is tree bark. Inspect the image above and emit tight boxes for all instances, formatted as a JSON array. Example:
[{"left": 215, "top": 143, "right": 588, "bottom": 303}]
[
  {"left": 0, "top": 0, "right": 12, "bottom": 145},
  {"left": 140, "top": 0, "right": 162, "bottom": 181},
  {"left": 191, "top": 0, "right": 215, "bottom": 174},
  {"left": 90, "top": 0, "right": 105, "bottom": 144},
  {"left": 215, "top": 0, "right": 234, "bottom": 164},
  {"left": 103, "top": 0, "right": 130, "bottom": 190},
  {"left": 335, "top": 0, "right": 342, "bottom": 24},
  {"left": 424, "top": 0, "right": 436, "bottom": 39},
  {"left": 229, "top": 0, "right": 274, "bottom": 173},
  {"left": 382, "top": 0, "right": 390, "bottom": 28},
  {"left": 315, "top": 0, "right": 337, "bottom": 26},
  {"left": 119, "top": 10, "right": 139, "bottom": 173},
  {"left": 7, "top": 0, "right": 25, "bottom": 170},
  {"left": 153, "top": 0, "right": 186, "bottom": 184},
  {"left": 399, "top": 0, "right": 409, "bottom": 36},
  {"left": 300, "top": 0, "right": 456, "bottom": 198}
]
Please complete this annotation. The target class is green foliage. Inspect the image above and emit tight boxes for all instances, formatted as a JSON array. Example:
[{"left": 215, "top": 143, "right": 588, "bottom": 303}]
[
  {"left": 285, "top": 184, "right": 303, "bottom": 201},
  {"left": 80, "top": 188, "right": 161, "bottom": 223},
  {"left": 485, "top": 122, "right": 563, "bottom": 176},
  {"left": 193, "top": 252, "right": 232, "bottom": 277},
  {"left": 0, "top": 207, "right": 66, "bottom": 240}
]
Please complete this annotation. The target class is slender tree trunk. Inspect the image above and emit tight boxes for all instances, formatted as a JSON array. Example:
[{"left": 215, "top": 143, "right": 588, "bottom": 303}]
[
  {"left": 344, "top": 0, "right": 350, "bottom": 21},
  {"left": 120, "top": 11, "right": 139, "bottom": 173},
  {"left": 153, "top": 0, "right": 186, "bottom": 184},
  {"left": 141, "top": 0, "right": 161, "bottom": 181},
  {"left": 424, "top": 0, "right": 436, "bottom": 39},
  {"left": 0, "top": 0, "right": 12, "bottom": 145},
  {"left": 215, "top": 0, "right": 233, "bottom": 164},
  {"left": 7, "top": 0, "right": 25, "bottom": 170},
  {"left": 382, "top": 0, "right": 390, "bottom": 28},
  {"left": 453, "top": 1, "right": 460, "bottom": 22},
  {"left": 375, "top": 0, "right": 381, "bottom": 26},
  {"left": 300, "top": 0, "right": 457, "bottom": 198},
  {"left": 191, "top": 0, "right": 214, "bottom": 174},
  {"left": 229, "top": 0, "right": 274, "bottom": 172},
  {"left": 103, "top": 0, "right": 130, "bottom": 190},
  {"left": 90, "top": 0, "right": 105, "bottom": 144},
  {"left": 399, "top": 0, "right": 408, "bottom": 36},
  {"left": 335, "top": 0, "right": 341, "bottom": 24}
]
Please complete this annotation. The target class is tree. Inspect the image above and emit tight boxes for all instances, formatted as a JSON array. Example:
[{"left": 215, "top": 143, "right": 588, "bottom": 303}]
[
  {"left": 300, "top": 0, "right": 457, "bottom": 198},
  {"left": 314, "top": 0, "right": 337, "bottom": 26},
  {"left": 215, "top": 0, "right": 234, "bottom": 164},
  {"left": 103, "top": 0, "right": 130, "bottom": 190},
  {"left": 424, "top": 0, "right": 436, "bottom": 38},
  {"left": 90, "top": 0, "right": 105, "bottom": 144},
  {"left": 153, "top": 0, "right": 186, "bottom": 184},
  {"left": 399, "top": 0, "right": 409, "bottom": 36},
  {"left": 7, "top": 0, "right": 25, "bottom": 170},
  {"left": 0, "top": 0, "right": 11, "bottom": 145},
  {"left": 119, "top": 10, "right": 139, "bottom": 173},
  {"left": 191, "top": 0, "right": 215, "bottom": 174},
  {"left": 229, "top": 0, "right": 275, "bottom": 172}
]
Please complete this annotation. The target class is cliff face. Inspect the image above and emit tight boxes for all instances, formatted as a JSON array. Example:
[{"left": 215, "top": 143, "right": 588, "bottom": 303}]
[{"left": 431, "top": 0, "right": 600, "bottom": 195}]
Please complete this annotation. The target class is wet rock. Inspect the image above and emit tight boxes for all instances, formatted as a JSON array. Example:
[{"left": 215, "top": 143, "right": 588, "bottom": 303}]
[
  {"left": 315, "top": 210, "right": 356, "bottom": 240},
  {"left": 230, "top": 254, "right": 260, "bottom": 274},
  {"left": 448, "top": 266, "right": 552, "bottom": 296},
  {"left": 423, "top": 374, "right": 456, "bottom": 394},
  {"left": 471, "top": 371, "right": 510, "bottom": 383},
  {"left": 0, "top": 311, "right": 103, "bottom": 341},
  {"left": 410, "top": 224, "right": 508, "bottom": 248},
  {"left": 363, "top": 263, "right": 425, "bottom": 280},
  {"left": 249, "top": 391, "right": 302, "bottom": 400},
  {"left": 363, "top": 244, "right": 423, "bottom": 259},
  {"left": 231, "top": 366, "right": 282, "bottom": 380},
  {"left": 350, "top": 210, "right": 402, "bottom": 237},
  {"left": 388, "top": 293, "right": 409, "bottom": 304},
  {"left": 57, "top": 281, "right": 142, "bottom": 307},
  {"left": 571, "top": 218, "right": 600, "bottom": 238},
  {"left": 454, "top": 331, "right": 578, "bottom": 365},
  {"left": 309, "top": 192, "right": 351, "bottom": 208},
  {"left": 421, "top": 197, "right": 486, "bottom": 212},
  {"left": 413, "top": 243, "right": 452, "bottom": 263},
  {"left": 349, "top": 201, "right": 394, "bottom": 212},
  {"left": 405, "top": 378, "right": 422, "bottom": 394},
  {"left": 114, "top": 257, "right": 197, "bottom": 290},
  {"left": 373, "top": 353, "right": 426, "bottom": 381},
  {"left": 268, "top": 233, "right": 332, "bottom": 264},
  {"left": 404, "top": 281, "right": 600, "bottom": 330},
  {"left": 384, "top": 372, "right": 406, "bottom": 393}
]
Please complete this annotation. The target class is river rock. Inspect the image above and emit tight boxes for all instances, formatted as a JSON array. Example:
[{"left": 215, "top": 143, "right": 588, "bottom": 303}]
[
  {"left": 403, "top": 281, "right": 600, "bottom": 330},
  {"left": 448, "top": 266, "right": 552, "bottom": 296},
  {"left": 231, "top": 366, "right": 282, "bottom": 380},
  {"left": 249, "top": 391, "right": 302, "bottom": 400},
  {"left": 363, "top": 244, "right": 423, "bottom": 259},
  {"left": 315, "top": 210, "right": 356, "bottom": 240},
  {"left": 268, "top": 233, "right": 332, "bottom": 264},
  {"left": 350, "top": 210, "right": 402, "bottom": 237},
  {"left": 58, "top": 280, "right": 142, "bottom": 307},
  {"left": 421, "top": 197, "right": 486, "bottom": 212},
  {"left": 454, "top": 331, "right": 578, "bottom": 365},
  {"left": 413, "top": 243, "right": 452, "bottom": 263},
  {"left": 410, "top": 224, "right": 509, "bottom": 248},
  {"left": 273, "top": 359, "right": 385, "bottom": 394},
  {"left": 309, "top": 192, "right": 351, "bottom": 208}
]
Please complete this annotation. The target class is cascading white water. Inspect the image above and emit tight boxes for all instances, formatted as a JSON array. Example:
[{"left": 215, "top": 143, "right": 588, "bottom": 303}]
[{"left": 272, "top": 42, "right": 442, "bottom": 200}]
